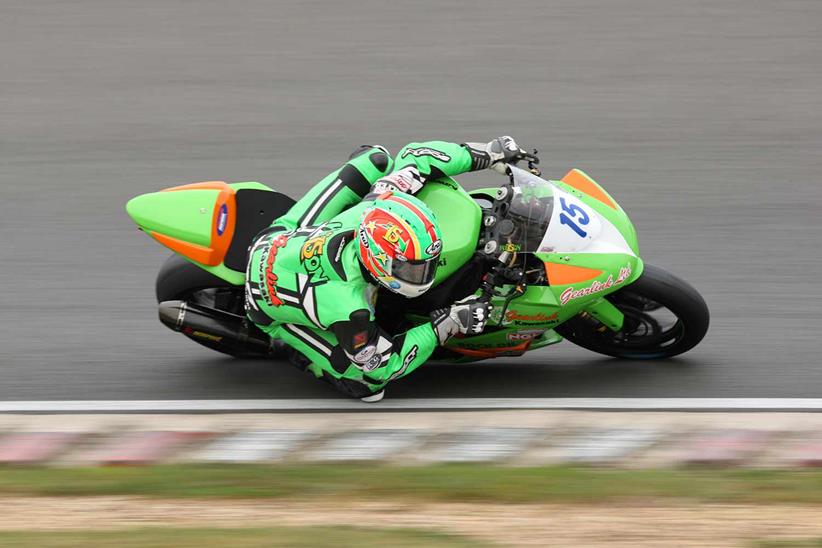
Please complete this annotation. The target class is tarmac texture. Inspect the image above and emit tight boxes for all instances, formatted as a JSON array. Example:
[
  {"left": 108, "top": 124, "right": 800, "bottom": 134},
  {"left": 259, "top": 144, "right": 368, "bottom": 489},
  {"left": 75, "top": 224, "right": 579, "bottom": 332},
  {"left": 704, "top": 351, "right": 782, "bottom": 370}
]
[{"left": 2, "top": 0, "right": 821, "bottom": 399}]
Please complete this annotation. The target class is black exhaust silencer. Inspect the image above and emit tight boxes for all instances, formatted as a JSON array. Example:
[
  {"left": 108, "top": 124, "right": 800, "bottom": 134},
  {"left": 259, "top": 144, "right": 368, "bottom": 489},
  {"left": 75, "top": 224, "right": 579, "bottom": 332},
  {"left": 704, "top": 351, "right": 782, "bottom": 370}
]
[{"left": 158, "top": 300, "right": 274, "bottom": 356}]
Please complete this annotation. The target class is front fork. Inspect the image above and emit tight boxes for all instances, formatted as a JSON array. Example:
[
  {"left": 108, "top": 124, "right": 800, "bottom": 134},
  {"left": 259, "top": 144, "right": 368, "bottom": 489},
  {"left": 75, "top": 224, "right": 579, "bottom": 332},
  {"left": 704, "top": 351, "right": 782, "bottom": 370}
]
[{"left": 581, "top": 297, "right": 625, "bottom": 332}]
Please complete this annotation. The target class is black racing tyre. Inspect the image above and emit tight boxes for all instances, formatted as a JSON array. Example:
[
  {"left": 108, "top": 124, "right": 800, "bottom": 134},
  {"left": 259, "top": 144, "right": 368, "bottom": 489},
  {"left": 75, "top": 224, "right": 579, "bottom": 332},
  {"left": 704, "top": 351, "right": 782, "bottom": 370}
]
[
  {"left": 155, "top": 255, "right": 267, "bottom": 359},
  {"left": 554, "top": 263, "right": 709, "bottom": 359},
  {"left": 155, "top": 254, "right": 236, "bottom": 303}
]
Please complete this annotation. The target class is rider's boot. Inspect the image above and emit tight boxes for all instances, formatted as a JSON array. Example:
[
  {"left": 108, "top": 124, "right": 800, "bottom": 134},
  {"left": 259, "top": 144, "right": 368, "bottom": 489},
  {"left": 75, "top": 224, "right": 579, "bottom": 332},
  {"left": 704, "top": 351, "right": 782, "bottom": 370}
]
[{"left": 360, "top": 390, "right": 385, "bottom": 403}]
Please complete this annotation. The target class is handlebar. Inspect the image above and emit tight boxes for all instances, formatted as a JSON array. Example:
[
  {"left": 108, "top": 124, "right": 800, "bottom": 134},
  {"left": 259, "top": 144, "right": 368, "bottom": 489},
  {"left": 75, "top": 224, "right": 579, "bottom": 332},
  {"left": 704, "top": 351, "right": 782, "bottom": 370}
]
[{"left": 508, "top": 148, "right": 541, "bottom": 176}]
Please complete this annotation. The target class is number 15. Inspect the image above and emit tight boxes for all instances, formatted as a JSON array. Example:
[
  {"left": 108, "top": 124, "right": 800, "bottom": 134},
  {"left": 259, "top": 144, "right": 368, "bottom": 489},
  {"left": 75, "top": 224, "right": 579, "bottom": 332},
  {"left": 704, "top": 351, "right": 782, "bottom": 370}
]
[{"left": 559, "top": 197, "right": 590, "bottom": 238}]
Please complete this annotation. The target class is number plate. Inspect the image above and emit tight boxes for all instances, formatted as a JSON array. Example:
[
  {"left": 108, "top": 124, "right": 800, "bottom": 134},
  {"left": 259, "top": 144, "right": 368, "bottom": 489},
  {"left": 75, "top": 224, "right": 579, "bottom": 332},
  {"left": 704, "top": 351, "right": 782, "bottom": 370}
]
[{"left": 538, "top": 188, "right": 601, "bottom": 252}]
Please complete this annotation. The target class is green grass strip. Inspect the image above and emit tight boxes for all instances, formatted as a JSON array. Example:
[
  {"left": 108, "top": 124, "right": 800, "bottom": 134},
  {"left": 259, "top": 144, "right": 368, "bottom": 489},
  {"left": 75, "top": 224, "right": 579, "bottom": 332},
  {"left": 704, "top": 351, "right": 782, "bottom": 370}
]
[
  {"left": 756, "top": 541, "right": 822, "bottom": 548},
  {"left": 1, "top": 464, "right": 822, "bottom": 504},
  {"left": 0, "top": 526, "right": 489, "bottom": 547}
]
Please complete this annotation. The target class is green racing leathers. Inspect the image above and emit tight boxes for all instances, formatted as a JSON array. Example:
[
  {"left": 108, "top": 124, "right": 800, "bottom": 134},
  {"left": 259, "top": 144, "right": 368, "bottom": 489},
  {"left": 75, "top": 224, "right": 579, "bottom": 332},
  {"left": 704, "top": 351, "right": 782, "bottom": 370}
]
[{"left": 244, "top": 141, "right": 493, "bottom": 397}]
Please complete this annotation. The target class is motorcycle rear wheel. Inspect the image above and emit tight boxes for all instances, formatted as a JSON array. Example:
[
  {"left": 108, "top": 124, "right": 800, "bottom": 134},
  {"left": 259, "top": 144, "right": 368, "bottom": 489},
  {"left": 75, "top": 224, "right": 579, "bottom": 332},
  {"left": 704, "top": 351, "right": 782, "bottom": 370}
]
[{"left": 554, "top": 264, "right": 709, "bottom": 359}]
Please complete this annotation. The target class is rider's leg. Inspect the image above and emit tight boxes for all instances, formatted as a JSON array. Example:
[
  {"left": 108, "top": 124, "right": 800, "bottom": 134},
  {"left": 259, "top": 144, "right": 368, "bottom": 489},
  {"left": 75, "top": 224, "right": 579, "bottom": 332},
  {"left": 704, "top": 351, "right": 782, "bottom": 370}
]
[{"left": 270, "top": 324, "right": 386, "bottom": 399}]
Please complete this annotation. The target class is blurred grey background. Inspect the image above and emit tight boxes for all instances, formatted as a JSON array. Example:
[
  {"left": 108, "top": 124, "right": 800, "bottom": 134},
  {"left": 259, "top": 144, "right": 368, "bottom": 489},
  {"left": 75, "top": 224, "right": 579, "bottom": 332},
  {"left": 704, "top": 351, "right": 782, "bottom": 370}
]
[{"left": 1, "top": 0, "right": 820, "bottom": 399}]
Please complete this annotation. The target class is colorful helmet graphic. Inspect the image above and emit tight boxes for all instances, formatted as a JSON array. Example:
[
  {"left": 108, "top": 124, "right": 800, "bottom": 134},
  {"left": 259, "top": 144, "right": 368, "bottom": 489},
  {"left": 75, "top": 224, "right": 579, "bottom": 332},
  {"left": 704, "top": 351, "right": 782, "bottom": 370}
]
[{"left": 358, "top": 191, "right": 443, "bottom": 298}]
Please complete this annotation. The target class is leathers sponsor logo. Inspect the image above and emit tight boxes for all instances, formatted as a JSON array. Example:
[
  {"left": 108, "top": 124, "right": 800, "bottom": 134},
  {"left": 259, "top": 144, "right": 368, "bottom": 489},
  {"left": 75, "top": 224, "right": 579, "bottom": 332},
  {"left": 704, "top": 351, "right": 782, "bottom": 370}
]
[
  {"left": 560, "top": 265, "right": 632, "bottom": 306},
  {"left": 263, "top": 234, "right": 289, "bottom": 307},
  {"left": 401, "top": 147, "right": 451, "bottom": 162},
  {"left": 505, "top": 310, "right": 558, "bottom": 323},
  {"left": 299, "top": 223, "right": 341, "bottom": 286},
  {"left": 402, "top": 345, "right": 418, "bottom": 369},
  {"left": 334, "top": 237, "right": 347, "bottom": 263}
]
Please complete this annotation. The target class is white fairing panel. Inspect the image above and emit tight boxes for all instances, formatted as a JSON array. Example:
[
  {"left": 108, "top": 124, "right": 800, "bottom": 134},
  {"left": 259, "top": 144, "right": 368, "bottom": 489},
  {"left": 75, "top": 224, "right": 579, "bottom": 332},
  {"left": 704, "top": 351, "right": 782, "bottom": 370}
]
[{"left": 538, "top": 186, "right": 635, "bottom": 257}]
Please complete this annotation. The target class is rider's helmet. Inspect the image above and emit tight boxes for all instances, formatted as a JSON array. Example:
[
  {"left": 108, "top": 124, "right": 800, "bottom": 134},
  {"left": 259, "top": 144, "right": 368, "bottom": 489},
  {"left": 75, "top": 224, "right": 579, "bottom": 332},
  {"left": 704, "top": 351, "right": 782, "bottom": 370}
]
[{"left": 357, "top": 191, "right": 443, "bottom": 298}]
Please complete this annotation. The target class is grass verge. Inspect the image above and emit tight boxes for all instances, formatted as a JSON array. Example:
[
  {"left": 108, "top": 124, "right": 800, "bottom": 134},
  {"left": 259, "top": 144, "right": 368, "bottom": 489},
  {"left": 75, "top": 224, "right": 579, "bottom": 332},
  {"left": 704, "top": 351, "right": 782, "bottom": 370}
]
[
  {"left": 757, "top": 541, "right": 822, "bottom": 548},
  {"left": 0, "top": 526, "right": 488, "bottom": 547},
  {"left": 1, "top": 464, "right": 822, "bottom": 504}
]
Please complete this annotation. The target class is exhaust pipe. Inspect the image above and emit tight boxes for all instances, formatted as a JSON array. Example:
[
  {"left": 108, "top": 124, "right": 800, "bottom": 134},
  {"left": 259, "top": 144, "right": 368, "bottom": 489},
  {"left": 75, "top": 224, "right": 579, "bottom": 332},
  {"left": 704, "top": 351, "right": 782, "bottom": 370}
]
[{"left": 158, "top": 300, "right": 274, "bottom": 355}]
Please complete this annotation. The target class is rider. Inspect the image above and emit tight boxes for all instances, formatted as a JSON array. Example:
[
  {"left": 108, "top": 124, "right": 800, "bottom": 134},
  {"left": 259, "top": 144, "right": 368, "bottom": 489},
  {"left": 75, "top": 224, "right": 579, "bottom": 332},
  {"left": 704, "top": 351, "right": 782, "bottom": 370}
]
[{"left": 245, "top": 136, "right": 531, "bottom": 401}]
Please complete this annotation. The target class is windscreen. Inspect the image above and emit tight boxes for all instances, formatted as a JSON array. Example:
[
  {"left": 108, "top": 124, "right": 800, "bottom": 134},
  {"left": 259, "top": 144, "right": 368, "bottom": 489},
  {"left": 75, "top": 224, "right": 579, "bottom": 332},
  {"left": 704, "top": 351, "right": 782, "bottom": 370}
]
[{"left": 498, "top": 166, "right": 555, "bottom": 252}]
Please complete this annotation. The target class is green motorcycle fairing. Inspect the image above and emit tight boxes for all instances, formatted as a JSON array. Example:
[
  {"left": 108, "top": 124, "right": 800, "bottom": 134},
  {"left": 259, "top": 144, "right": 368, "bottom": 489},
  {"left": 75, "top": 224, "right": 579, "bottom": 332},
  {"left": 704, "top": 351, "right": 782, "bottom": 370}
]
[{"left": 439, "top": 167, "right": 643, "bottom": 361}]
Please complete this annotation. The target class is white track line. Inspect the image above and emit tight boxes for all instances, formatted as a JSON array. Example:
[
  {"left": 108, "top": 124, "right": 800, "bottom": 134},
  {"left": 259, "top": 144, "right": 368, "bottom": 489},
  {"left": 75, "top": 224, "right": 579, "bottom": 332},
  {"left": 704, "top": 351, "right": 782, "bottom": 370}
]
[{"left": 1, "top": 399, "right": 822, "bottom": 412}]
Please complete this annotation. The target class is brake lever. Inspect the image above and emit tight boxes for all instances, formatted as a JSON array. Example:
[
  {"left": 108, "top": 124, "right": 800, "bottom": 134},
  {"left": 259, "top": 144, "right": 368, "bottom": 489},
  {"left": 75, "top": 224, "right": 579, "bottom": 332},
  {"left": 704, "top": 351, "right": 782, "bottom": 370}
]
[
  {"left": 524, "top": 149, "right": 541, "bottom": 176},
  {"left": 521, "top": 148, "right": 540, "bottom": 164}
]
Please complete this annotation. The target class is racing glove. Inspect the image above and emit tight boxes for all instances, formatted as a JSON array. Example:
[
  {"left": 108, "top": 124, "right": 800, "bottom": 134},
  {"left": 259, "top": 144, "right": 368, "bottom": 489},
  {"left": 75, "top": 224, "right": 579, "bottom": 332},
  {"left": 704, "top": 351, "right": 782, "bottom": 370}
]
[
  {"left": 430, "top": 296, "right": 492, "bottom": 344},
  {"left": 463, "top": 136, "right": 532, "bottom": 174}
]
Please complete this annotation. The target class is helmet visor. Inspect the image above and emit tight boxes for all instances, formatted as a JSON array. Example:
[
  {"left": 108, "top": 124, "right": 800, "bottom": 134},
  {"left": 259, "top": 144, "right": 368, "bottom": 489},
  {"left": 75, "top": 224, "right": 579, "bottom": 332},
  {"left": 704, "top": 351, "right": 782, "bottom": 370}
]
[{"left": 392, "top": 257, "right": 438, "bottom": 285}]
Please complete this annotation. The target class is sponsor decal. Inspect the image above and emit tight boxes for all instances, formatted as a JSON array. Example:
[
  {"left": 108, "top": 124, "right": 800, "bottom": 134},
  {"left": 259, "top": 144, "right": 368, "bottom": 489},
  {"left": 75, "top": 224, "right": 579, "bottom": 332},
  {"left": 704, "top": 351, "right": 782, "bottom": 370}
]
[
  {"left": 334, "top": 237, "right": 347, "bottom": 263},
  {"left": 216, "top": 204, "right": 228, "bottom": 236},
  {"left": 299, "top": 223, "right": 341, "bottom": 286},
  {"left": 353, "top": 345, "right": 377, "bottom": 365},
  {"left": 183, "top": 327, "right": 223, "bottom": 343},
  {"left": 401, "top": 147, "right": 451, "bottom": 162},
  {"left": 402, "top": 345, "right": 418, "bottom": 369},
  {"left": 559, "top": 265, "right": 632, "bottom": 306},
  {"left": 425, "top": 239, "right": 442, "bottom": 255},
  {"left": 505, "top": 310, "right": 559, "bottom": 324},
  {"left": 262, "top": 233, "right": 290, "bottom": 306},
  {"left": 385, "top": 344, "right": 418, "bottom": 382},
  {"left": 507, "top": 329, "right": 545, "bottom": 342},
  {"left": 386, "top": 172, "right": 414, "bottom": 193},
  {"left": 362, "top": 354, "right": 383, "bottom": 372},
  {"left": 359, "top": 226, "right": 370, "bottom": 248}
]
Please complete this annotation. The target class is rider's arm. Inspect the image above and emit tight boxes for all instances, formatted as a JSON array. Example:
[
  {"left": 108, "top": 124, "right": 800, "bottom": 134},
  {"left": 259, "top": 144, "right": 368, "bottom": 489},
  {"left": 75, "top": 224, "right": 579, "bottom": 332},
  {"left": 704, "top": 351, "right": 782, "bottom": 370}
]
[
  {"left": 275, "top": 146, "right": 394, "bottom": 229},
  {"left": 274, "top": 137, "right": 519, "bottom": 228},
  {"left": 331, "top": 309, "right": 438, "bottom": 386},
  {"left": 377, "top": 139, "right": 510, "bottom": 195}
]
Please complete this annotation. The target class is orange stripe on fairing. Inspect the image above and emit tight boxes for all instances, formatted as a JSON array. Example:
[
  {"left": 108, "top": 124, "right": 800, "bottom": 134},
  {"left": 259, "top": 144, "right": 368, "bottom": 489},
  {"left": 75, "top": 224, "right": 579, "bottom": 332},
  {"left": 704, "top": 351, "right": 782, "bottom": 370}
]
[
  {"left": 561, "top": 169, "right": 617, "bottom": 210},
  {"left": 154, "top": 181, "right": 237, "bottom": 266},
  {"left": 544, "top": 262, "right": 604, "bottom": 286},
  {"left": 451, "top": 340, "right": 532, "bottom": 359},
  {"left": 150, "top": 232, "right": 216, "bottom": 265}
]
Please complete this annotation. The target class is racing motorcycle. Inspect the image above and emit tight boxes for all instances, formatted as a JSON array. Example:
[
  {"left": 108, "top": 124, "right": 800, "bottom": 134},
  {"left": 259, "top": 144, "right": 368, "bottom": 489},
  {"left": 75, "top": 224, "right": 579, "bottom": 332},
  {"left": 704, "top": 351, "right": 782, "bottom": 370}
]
[{"left": 125, "top": 154, "right": 709, "bottom": 364}]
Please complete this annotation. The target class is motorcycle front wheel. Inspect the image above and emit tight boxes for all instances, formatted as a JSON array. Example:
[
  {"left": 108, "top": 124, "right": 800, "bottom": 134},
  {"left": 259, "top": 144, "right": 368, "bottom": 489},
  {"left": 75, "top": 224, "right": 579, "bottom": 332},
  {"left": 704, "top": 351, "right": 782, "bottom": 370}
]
[{"left": 554, "top": 264, "right": 709, "bottom": 359}]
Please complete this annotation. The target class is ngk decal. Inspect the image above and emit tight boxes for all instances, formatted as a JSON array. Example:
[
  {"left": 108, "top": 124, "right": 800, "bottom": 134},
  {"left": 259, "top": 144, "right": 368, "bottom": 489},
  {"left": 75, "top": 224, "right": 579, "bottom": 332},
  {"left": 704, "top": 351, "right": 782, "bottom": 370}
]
[
  {"left": 507, "top": 329, "right": 545, "bottom": 342},
  {"left": 559, "top": 265, "right": 632, "bottom": 305}
]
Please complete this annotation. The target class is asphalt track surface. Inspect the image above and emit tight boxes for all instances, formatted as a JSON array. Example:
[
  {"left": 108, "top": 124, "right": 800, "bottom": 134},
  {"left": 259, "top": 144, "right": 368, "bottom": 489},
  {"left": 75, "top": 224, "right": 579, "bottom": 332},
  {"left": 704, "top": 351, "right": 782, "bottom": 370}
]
[{"left": 2, "top": 0, "right": 821, "bottom": 401}]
